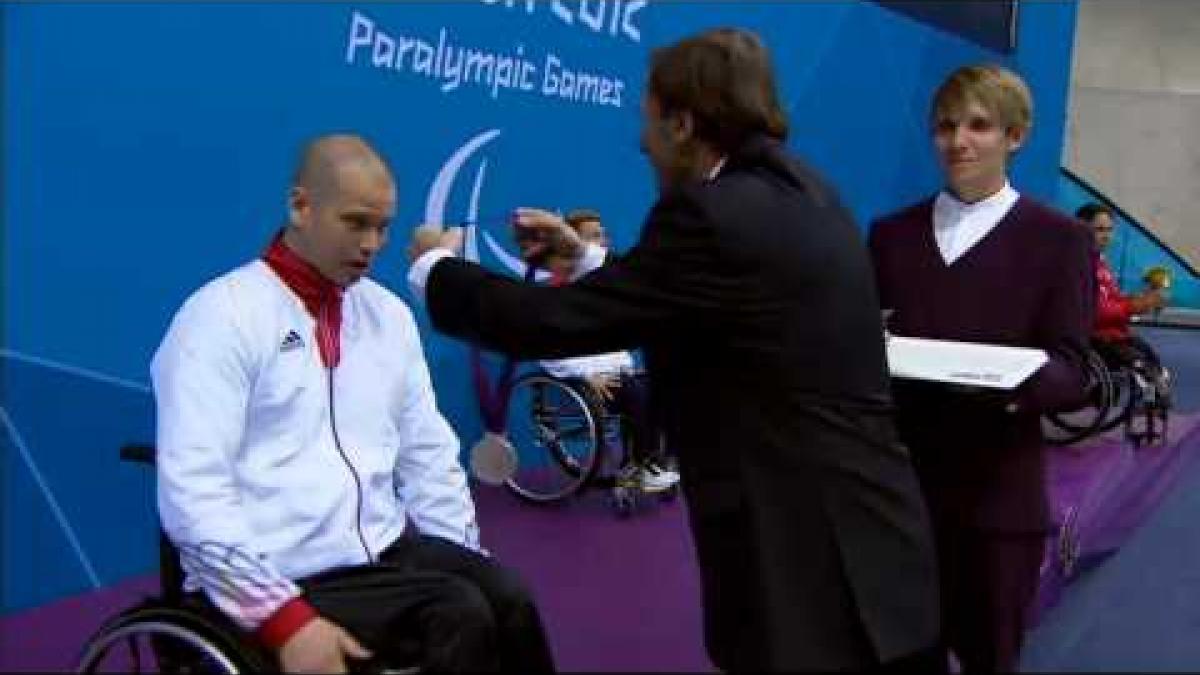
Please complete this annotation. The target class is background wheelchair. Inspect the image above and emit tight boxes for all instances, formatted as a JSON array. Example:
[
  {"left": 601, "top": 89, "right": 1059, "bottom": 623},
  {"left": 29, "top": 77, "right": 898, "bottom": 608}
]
[
  {"left": 500, "top": 370, "right": 677, "bottom": 517},
  {"left": 76, "top": 444, "right": 419, "bottom": 674},
  {"left": 1043, "top": 339, "right": 1172, "bottom": 448}
]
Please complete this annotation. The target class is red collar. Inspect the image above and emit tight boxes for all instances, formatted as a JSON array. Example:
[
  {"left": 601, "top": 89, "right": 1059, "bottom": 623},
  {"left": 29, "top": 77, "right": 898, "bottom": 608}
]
[{"left": 263, "top": 232, "right": 343, "bottom": 368}]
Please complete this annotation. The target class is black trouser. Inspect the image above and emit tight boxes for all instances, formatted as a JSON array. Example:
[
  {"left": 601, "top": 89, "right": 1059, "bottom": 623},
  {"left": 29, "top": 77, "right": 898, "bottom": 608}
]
[
  {"left": 936, "top": 527, "right": 1045, "bottom": 673},
  {"left": 298, "top": 529, "right": 555, "bottom": 673},
  {"left": 592, "top": 372, "right": 662, "bottom": 466}
]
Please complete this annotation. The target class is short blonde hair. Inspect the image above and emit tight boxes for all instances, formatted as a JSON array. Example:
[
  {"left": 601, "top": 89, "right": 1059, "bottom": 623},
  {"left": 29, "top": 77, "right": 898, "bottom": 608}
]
[{"left": 931, "top": 64, "right": 1033, "bottom": 135}]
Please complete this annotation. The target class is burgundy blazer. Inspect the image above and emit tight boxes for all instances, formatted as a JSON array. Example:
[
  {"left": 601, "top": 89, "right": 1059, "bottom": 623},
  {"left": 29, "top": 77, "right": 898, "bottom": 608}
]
[{"left": 869, "top": 196, "right": 1096, "bottom": 533}]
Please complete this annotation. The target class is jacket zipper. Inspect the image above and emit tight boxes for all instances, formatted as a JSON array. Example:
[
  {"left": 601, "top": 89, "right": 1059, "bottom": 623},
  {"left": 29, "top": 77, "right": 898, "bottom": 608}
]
[{"left": 326, "top": 367, "right": 374, "bottom": 564}]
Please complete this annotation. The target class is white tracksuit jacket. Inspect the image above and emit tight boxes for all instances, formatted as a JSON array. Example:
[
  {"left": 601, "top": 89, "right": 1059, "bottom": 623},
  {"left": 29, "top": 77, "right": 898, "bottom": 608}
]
[{"left": 151, "top": 260, "right": 479, "bottom": 630}]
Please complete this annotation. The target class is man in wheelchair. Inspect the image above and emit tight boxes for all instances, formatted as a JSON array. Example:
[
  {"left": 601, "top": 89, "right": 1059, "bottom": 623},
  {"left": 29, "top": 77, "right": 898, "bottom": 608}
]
[
  {"left": 146, "top": 135, "right": 555, "bottom": 673},
  {"left": 1077, "top": 202, "right": 1171, "bottom": 407},
  {"left": 539, "top": 209, "right": 679, "bottom": 492}
]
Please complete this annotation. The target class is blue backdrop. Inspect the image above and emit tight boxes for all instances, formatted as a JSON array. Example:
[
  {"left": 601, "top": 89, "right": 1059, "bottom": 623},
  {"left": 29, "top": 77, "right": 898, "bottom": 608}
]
[{"left": 2, "top": 1, "right": 1078, "bottom": 613}]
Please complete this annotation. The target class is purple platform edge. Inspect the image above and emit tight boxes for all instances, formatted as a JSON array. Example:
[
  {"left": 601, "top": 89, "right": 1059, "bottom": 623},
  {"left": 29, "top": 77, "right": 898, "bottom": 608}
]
[
  {"left": 1029, "top": 411, "right": 1200, "bottom": 626},
  {"left": 6, "top": 414, "right": 1198, "bottom": 671}
]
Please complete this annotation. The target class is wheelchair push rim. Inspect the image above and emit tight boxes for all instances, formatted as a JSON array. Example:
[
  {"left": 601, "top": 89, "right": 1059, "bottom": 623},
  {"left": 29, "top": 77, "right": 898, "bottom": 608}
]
[
  {"left": 77, "top": 603, "right": 266, "bottom": 674},
  {"left": 503, "top": 373, "right": 605, "bottom": 503}
]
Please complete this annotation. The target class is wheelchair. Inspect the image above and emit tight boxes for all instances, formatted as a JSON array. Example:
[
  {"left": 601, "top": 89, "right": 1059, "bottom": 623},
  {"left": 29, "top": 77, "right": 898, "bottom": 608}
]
[
  {"left": 1043, "top": 338, "right": 1172, "bottom": 448},
  {"left": 500, "top": 370, "right": 678, "bottom": 517},
  {"left": 1106, "top": 337, "right": 1173, "bottom": 447},
  {"left": 77, "top": 444, "right": 419, "bottom": 674}
]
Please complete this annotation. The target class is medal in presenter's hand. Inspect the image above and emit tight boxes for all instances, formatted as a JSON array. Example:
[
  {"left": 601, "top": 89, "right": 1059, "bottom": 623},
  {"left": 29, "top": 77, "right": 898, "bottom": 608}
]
[{"left": 465, "top": 238, "right": 543, "bottom": 487}]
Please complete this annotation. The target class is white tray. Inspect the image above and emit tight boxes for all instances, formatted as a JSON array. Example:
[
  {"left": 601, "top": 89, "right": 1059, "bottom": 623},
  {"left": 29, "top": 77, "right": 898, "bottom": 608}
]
[{"left": 886, "top": 335, "right": 1048, "bottom": 390}]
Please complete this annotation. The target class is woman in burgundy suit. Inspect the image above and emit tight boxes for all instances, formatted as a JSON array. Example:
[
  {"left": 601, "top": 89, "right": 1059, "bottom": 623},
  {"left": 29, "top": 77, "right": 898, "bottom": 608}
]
[{"left": 868, "top": 64, "right": 1096, "bottom": 673}]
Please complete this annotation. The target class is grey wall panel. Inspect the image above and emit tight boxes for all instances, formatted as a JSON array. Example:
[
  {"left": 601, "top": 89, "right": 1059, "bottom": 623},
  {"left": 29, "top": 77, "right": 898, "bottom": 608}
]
[{"left": 1065, "top": 0, "right": 1200, "bottom": 267}]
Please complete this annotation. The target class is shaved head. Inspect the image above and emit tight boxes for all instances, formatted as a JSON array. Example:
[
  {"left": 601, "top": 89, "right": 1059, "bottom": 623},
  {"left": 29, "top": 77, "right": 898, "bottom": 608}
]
[
  {"left": 292, "top": 134, "right": 392, "bottom": 202},
  {"left": 284, "top": 133, "right": 397, "bottom": 286}
]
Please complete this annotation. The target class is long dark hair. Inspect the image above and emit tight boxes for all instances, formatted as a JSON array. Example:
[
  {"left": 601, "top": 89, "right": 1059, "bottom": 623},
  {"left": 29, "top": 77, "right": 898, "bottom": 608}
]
[{"left": 647, "top": 28, "right": 789, "bottom": 155}]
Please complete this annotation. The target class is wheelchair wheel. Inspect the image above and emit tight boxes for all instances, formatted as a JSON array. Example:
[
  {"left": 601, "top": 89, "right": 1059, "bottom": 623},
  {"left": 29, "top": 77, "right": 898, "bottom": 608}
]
[
  {"left": 1044, "top": 350, "right": 1115, "bottom": 446},
  {"left": 1094, "top": 366, "right": 1140, "bottom": 435},
  {"left": 504, "top": 373, "right": 605, "bottom": 503},
  {"left": 77, "top": 601, "right": 269, "bottom": 674}
]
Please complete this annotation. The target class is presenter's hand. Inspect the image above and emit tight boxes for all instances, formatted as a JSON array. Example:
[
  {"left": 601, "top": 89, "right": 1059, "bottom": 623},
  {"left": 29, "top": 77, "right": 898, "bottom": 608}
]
[
  {"left": 277, "top": 616, "right": 372, "bottom": 674},
  {"left": 408, "top": 224, "right": 464, "bottom": 263},
  {"left": 512, "top": 208, "right": 584, "bottom": 264},
  {"left": 585, "top": 373, "right": 619, "bottom": 402}
]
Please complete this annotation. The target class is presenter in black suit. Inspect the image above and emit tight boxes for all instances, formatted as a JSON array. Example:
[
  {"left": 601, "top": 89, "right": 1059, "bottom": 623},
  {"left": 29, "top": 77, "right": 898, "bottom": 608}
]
[{"left": 409, "top": 28, "right": 941, "bottom": 673}]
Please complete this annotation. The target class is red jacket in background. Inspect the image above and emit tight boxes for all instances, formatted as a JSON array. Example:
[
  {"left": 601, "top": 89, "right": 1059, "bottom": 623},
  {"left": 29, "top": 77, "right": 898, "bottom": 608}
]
[{"left": 1095, "top": 253, "right": 1133, "bottom": 341}]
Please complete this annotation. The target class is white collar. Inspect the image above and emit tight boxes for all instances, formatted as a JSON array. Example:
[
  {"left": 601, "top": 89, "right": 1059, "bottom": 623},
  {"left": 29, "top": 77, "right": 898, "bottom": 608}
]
[
  {"left": 931, "top": 180, "right": 1020, "bottom": 264},
  {"left": 935, "top": 180, "right": 1017, "bottom": 217}
]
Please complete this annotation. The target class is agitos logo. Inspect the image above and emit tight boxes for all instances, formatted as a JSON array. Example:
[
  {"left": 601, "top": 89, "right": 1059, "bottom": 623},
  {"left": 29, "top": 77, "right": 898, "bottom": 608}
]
[{"left": 423, "top": 128, "right": 548, "bottom": 281}]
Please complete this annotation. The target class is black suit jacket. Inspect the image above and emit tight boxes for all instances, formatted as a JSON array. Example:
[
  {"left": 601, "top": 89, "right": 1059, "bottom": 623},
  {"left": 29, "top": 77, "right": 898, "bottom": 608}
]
[{"left": 427, "top": 136, "right": 939, "bottom": 670}]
